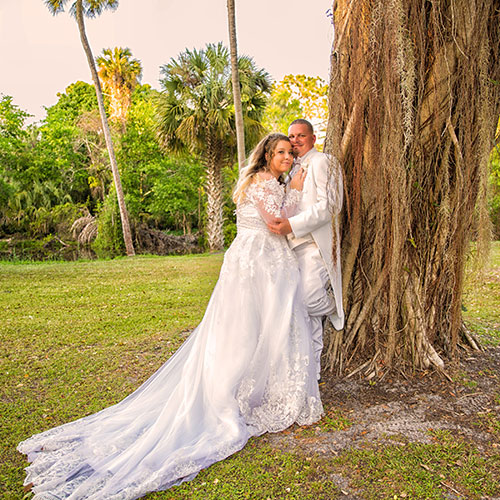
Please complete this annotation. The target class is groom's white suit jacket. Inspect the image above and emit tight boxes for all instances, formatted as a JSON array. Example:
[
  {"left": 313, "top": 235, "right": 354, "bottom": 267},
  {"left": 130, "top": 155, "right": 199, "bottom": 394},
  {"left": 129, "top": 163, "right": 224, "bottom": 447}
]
[{"left": 288, "top": 147, "right": 344, "bottom": 330}]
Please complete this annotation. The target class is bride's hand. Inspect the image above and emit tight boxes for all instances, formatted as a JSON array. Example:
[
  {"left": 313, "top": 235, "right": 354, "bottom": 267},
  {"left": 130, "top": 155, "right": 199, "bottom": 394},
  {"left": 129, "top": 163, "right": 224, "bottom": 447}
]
[{"left": 290, "top": 167, "right": 307, "bottom": 191}]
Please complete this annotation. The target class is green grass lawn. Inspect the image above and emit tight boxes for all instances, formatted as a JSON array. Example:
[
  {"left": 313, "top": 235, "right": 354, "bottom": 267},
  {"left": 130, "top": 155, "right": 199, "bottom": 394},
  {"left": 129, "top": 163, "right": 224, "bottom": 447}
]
[
  {"left": 1, "top": 244, "right": 499, "bottom": 499},
  {"left": 462, "top": 241, "right": 500, "bottom": 345},
  {"left": 1, "top": 254, "right": 224, "bottom": 498}
]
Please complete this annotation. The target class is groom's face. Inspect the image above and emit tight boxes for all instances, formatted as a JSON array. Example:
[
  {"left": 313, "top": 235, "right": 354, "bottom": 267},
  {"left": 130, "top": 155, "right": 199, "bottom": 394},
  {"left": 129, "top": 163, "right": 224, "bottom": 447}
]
[{"left": 288, "top": 123, "right": 316, "bottom": 158}]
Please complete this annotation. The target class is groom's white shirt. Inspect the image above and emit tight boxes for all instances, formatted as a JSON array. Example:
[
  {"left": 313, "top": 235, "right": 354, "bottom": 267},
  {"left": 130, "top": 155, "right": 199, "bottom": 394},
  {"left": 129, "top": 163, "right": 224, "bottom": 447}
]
[{"left": 288, "top": 147, "right": 344, "bottom": 330}]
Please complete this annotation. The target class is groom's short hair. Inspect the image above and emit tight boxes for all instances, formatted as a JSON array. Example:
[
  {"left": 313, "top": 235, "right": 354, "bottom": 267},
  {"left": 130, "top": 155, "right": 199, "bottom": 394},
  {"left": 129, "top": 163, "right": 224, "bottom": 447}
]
[{"left": 289, "top": 119, "right": 314, "bottom": 134}]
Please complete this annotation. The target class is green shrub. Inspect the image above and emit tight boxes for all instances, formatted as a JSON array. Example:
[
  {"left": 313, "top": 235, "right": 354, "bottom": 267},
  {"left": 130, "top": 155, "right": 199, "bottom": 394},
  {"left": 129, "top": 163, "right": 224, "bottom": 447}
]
[
  {"left": 29, "top": 203, "right": 84, "bottom": 238},
  {"left": 92, "top": 190, "right": 125, "bottom": 258}
]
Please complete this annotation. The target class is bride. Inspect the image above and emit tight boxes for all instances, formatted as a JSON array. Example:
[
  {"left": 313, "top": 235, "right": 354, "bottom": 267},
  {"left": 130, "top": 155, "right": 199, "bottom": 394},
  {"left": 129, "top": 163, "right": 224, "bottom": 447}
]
[{"left": 18, "top": 133, "right": 324, "bottom": 499}]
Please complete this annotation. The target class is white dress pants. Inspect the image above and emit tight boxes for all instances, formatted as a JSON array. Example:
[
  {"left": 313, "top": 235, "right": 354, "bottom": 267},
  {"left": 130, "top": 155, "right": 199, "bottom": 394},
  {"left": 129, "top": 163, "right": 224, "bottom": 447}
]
[{"left": 293, "top": 241, "right": 335, "bottom": 379}]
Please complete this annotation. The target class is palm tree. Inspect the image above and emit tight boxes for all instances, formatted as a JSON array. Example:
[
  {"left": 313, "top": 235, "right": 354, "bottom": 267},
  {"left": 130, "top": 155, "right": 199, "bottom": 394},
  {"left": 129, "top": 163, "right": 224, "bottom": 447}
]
[
  {"left": 96, "top": 47, "right": 142, "bottom": 125},
  {"left": 226, "top": 0, "right": 245, "bottom": 171},
  {"left": 157, "top": 42, "right": 271, "bottom": 251},
  {"left": 324, "top": 0, "right": 500, "bottom": 376},
  {"left": 44, "top": 0, "right": 135, "bottom": 256}
]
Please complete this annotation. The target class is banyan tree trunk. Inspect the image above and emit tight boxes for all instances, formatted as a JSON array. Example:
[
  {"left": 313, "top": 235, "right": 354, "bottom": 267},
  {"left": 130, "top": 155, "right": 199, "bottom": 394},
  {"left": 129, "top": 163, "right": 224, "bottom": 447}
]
[{"left": 324, "top": 0, "right": 500, "bottom": 376}]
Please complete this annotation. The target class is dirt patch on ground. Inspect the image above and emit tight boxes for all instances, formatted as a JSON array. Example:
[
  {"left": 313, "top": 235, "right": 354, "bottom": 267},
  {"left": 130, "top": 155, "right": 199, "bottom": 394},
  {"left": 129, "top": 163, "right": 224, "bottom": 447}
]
[{"left": 266, "top": 346, "right": 500, "bottom": 498}]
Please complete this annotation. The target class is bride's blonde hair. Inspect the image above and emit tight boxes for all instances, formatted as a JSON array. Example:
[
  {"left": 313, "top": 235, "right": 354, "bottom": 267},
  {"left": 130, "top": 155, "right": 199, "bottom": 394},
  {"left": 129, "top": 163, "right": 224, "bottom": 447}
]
[{"left": 233, "top": 133, "right": 290, "bottom": 203}]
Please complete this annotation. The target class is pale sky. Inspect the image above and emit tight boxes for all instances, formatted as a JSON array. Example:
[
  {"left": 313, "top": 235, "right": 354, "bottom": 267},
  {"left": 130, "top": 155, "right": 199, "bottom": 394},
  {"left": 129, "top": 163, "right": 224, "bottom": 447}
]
[{"left": 0, "top": 0, "right": 334, "bottom": 123}]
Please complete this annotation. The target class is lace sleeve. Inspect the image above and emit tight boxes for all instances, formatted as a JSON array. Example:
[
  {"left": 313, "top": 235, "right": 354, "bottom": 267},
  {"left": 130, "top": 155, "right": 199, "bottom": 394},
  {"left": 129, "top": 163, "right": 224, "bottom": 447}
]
[
  {"left": 245, "top": 177, "right": 285, "bottom": 223},
  {"left": 281, "top": 188, "right": 302, "bottom": 218}
]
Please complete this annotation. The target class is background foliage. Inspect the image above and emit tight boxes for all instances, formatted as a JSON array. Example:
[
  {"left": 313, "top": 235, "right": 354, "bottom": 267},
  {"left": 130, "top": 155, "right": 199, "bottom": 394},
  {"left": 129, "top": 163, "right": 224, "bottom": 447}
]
[
  {"left": 1, "top": 47, "right": 326, "bottom": 258},
  {"left": 1, "top": 47, "right": 498, "bottom": 260}
]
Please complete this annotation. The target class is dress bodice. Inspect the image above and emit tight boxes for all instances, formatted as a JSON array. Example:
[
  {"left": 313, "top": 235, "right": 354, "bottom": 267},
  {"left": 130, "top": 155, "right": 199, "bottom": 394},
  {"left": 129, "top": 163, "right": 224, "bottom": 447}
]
[{"left": 236, "top": 177, "right": 301, "bottom": 233}]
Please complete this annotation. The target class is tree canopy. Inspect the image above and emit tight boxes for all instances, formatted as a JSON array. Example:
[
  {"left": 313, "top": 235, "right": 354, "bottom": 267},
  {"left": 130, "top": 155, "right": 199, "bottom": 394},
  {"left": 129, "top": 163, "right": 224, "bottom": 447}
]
[{"left": 157, "top": 42, "right": 271, "bottom": 250}]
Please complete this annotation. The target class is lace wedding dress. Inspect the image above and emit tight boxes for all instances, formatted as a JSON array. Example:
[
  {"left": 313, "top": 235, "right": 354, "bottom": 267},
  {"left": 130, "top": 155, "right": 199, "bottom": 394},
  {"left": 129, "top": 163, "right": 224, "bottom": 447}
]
[{"left": 18, "top": 177, "right": 323, "bottom": 500}]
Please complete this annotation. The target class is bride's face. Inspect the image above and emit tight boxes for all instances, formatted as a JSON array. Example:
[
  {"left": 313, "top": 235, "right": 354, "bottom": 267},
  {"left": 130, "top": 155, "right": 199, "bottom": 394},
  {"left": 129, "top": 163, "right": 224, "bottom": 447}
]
[{"left": 268, "top": 140, "right": 293, "bottom": 178}]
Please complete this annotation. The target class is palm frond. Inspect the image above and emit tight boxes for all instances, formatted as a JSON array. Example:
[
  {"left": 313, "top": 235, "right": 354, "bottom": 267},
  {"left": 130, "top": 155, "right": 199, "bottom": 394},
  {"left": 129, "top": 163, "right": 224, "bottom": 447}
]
[
  {"left": 157, "top": 42, "right": 270, "bottom": 156},
  {"left": 44, "top": 0, "right": 69, "bottom": 15},
  {"left": 71, "top": 214, "right": 97, "bottom": 244}
]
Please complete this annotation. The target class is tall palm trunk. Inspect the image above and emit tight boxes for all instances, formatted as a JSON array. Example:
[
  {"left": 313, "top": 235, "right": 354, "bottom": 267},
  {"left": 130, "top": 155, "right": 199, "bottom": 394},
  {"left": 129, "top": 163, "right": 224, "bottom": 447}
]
[
  {"left": 75, "top": 0, "right": 135, "bottom": 256},
  {"left": 227, "top": 0, "right": 245, "bottom": 171},
  {"left": 324, "top": 0, "right": 500, "bottom": 376},
  {"left": 205, "top": 133, "right": 225, "bottom": 251}
]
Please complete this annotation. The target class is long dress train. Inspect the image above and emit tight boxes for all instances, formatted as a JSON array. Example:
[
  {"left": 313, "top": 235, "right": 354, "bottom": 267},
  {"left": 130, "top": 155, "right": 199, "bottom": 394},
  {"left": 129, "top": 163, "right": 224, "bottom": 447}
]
[{"left": 17, "top": 177, "right": 323, "bottom": 499}]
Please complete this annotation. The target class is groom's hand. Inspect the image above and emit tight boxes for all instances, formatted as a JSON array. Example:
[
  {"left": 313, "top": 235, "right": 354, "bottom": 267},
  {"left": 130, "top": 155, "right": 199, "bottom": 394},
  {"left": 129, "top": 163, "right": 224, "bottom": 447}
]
[{"left": 267, "top": 217, "right": 292, "bottom": 236}]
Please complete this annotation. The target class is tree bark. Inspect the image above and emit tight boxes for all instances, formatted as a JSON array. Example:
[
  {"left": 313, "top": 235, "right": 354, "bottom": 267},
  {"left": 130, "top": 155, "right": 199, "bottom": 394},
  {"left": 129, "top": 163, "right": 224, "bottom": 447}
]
[
  {"left": 324, "top": 0, "right": 500, "bottom": 376},
  {"left": 205, "top": 133, "right": 225, "bottom": 251},
  {"left": 227, "top": 0, "right": 246, "bottom": 171},
  {"left": 75, "top": 0, "right": 135, "bottom": 256}
]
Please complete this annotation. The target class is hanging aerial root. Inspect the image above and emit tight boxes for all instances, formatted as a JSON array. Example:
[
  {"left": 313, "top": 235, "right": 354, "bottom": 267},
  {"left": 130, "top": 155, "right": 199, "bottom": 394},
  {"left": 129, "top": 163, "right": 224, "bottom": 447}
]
[
  {"left": 459, "top": 322, "right": 482, "bottom": 351},
  {"left": 345, "top": 349, "right": 381, "bottom": 379},
  {"left": 324, "top": 322, "right": 344, "bottom": 374},
  {"left": 345, "top": 264, "right": 389, "bottom": 351},
  {"left": 404, "top": 287, "right": 445, "bottom": 371}
]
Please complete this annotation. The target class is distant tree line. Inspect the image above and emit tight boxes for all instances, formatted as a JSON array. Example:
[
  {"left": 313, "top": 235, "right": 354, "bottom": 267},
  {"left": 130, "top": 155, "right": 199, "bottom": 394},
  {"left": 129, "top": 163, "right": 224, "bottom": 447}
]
[{"left": 0, "top": 42, "right": 333, "bottom": 259}]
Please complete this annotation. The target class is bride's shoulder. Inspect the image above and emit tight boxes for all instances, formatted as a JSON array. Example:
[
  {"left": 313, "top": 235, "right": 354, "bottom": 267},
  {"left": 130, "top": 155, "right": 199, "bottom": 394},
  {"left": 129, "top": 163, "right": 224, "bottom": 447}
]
[
  {"left": 254, "top": 171, "right": 275, "bottom": 182},
  {"left": 247, "top": 173, "right": 282, "bottom": 195},
  {"left": 242, "top": 173, "right": 282, "bottom": 203},
  {"left": 255, "top": 170, "right": 275, "bottom": 181},
  {"left": 252, "top": 172, "right": 282, "bottom": 189}
]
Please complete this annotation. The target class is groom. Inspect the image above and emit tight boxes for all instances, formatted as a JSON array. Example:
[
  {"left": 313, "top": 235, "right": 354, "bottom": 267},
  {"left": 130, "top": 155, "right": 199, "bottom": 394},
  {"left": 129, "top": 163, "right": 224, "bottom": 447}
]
[{"left": 267, "top": 119, "right": 344, "bottom": 380}]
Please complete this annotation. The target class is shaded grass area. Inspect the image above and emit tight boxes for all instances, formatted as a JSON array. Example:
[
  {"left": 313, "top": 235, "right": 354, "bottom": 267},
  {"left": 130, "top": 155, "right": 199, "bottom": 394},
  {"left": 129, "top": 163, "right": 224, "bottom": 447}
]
[{"left": 1, "top": 243, "right": 500, "bottom": 499}]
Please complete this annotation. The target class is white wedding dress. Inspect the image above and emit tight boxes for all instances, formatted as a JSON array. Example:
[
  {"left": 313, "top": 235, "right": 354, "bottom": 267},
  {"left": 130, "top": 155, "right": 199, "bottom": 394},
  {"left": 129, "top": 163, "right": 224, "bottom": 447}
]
[{"left": 18, "top": 177, "right": 323, "bottom": 500}]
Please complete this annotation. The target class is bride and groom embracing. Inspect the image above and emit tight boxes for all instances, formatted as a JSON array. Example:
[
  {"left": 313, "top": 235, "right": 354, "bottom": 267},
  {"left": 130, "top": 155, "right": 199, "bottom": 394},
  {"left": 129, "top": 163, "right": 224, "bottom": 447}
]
[{"left": 18, "top": 119, "right": 344, "bottom": 499}]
